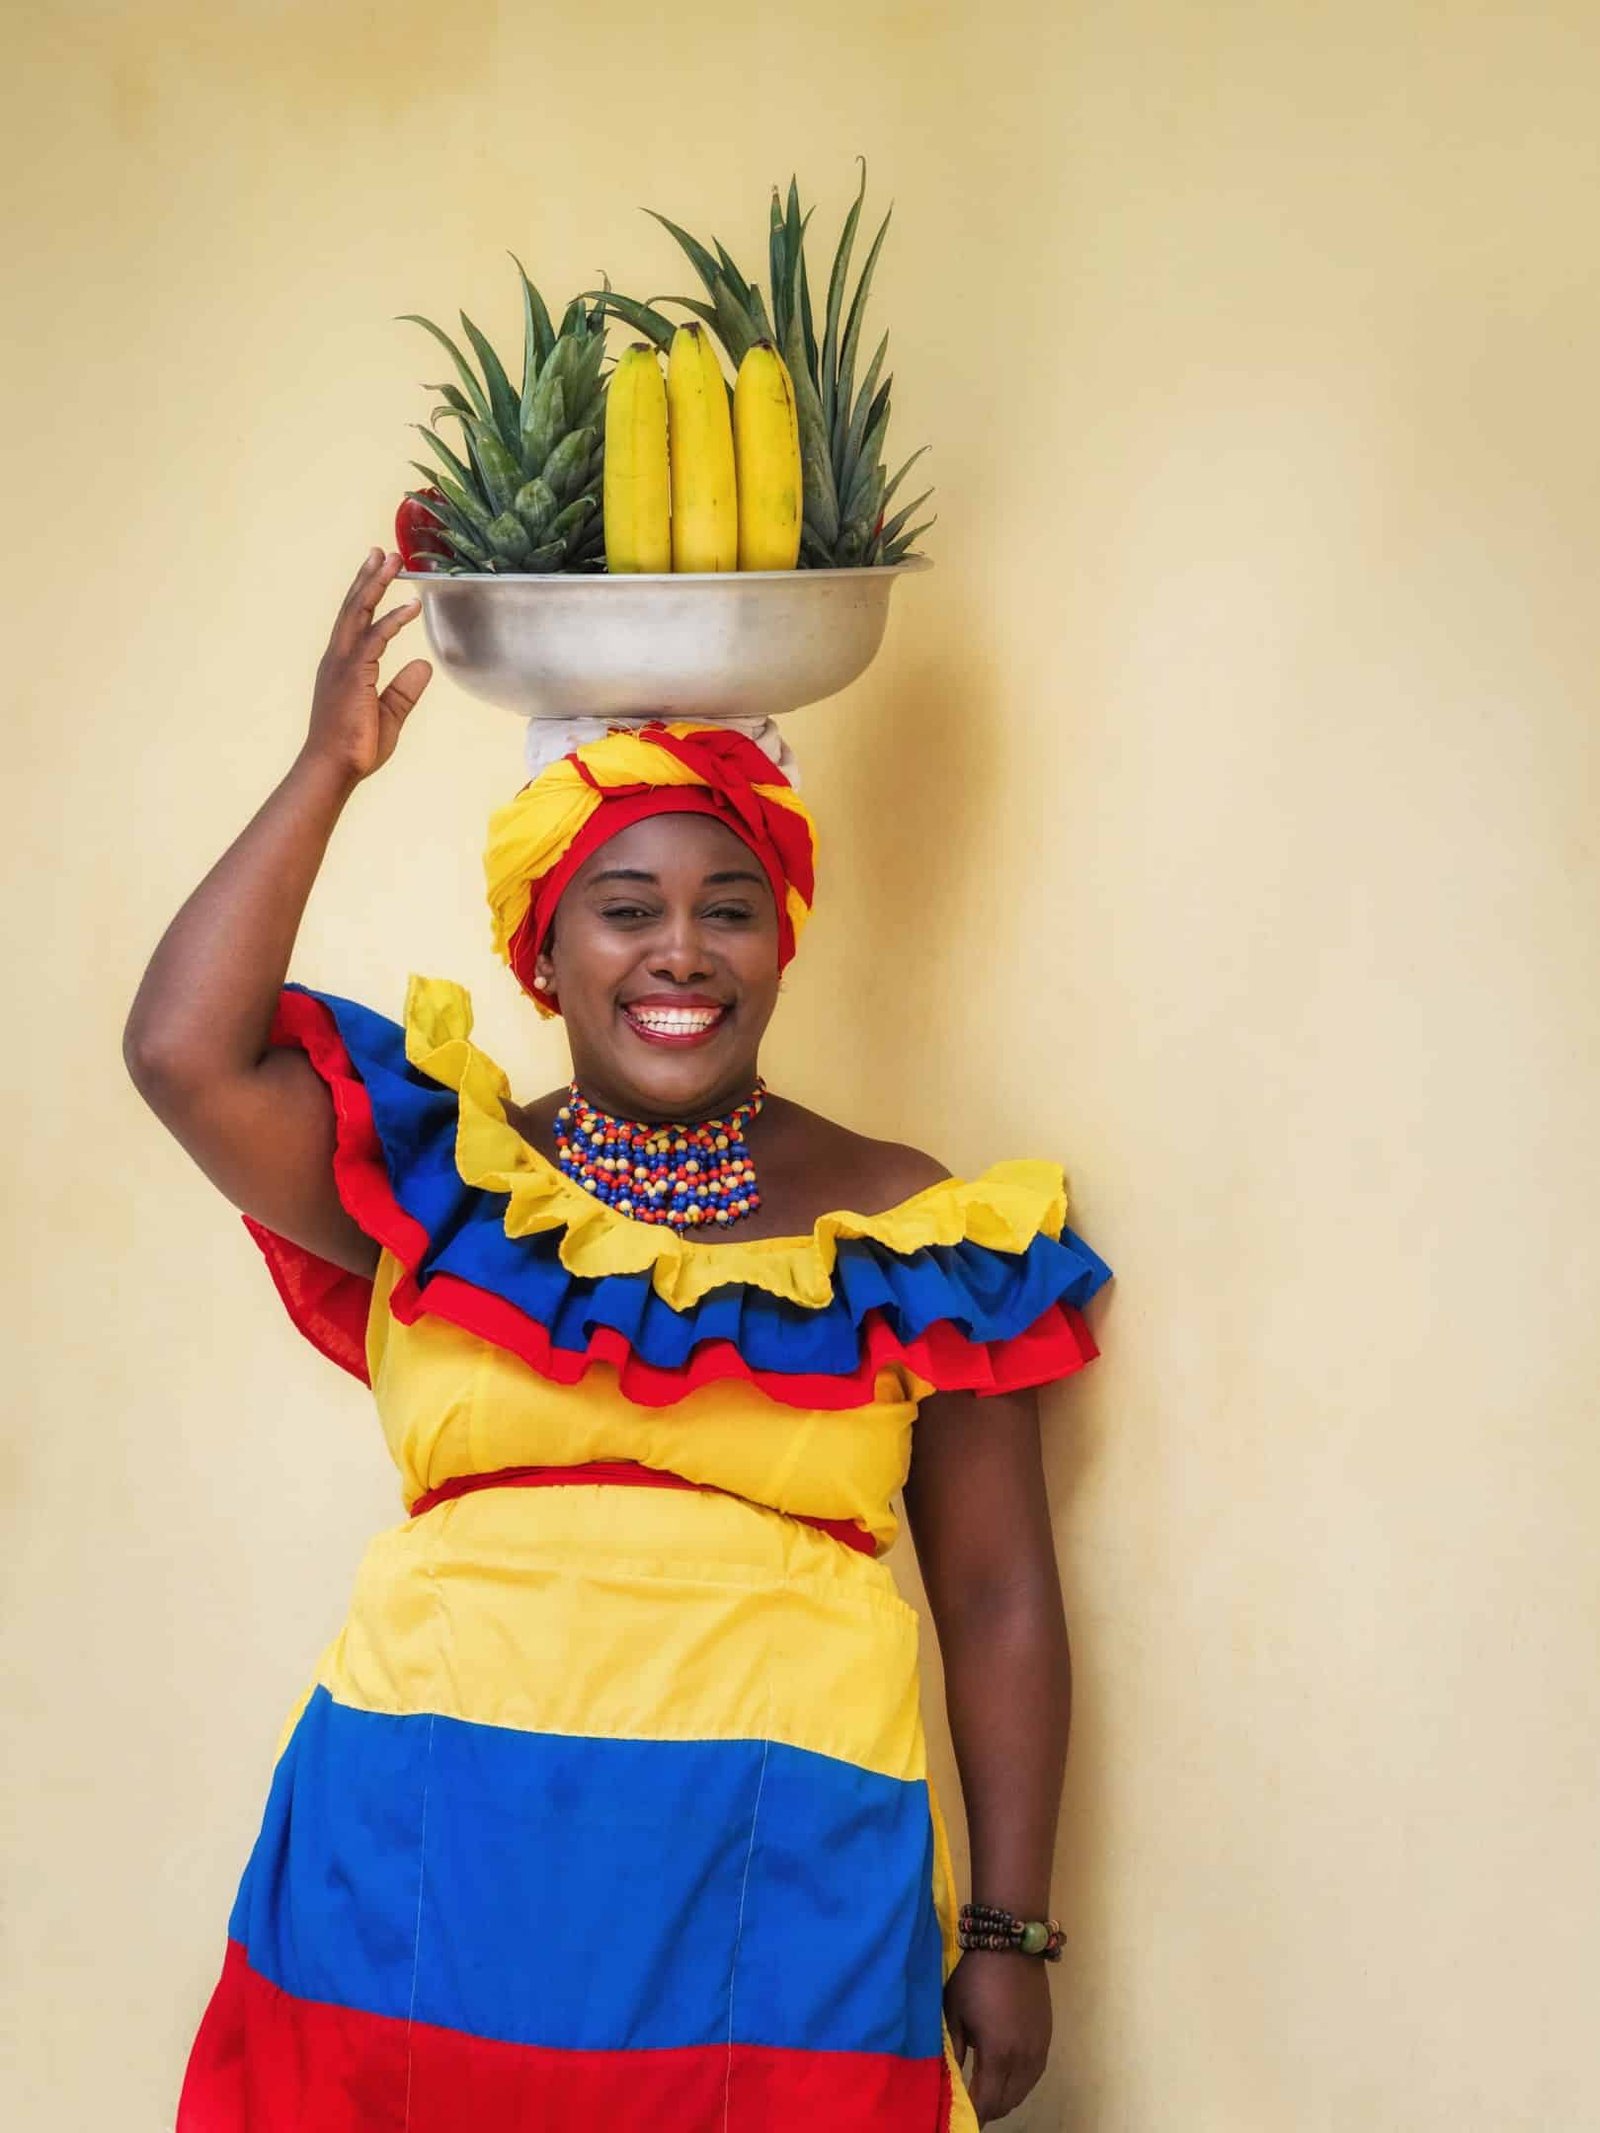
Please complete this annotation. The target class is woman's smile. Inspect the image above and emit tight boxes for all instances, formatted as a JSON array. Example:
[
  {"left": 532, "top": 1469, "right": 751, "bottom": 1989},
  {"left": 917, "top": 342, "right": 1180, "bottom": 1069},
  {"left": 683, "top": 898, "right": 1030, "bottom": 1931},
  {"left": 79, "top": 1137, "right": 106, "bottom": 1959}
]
[{"left": 620, "top": 993, "right": 731, "bottom": 1048}]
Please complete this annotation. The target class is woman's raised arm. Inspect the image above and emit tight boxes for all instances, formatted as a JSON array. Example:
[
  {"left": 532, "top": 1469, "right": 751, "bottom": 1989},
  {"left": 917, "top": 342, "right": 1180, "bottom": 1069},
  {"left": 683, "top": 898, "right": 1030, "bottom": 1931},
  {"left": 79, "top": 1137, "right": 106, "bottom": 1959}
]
[{"left": 122, "top": 549, "right": 431, "bottom": 1275}]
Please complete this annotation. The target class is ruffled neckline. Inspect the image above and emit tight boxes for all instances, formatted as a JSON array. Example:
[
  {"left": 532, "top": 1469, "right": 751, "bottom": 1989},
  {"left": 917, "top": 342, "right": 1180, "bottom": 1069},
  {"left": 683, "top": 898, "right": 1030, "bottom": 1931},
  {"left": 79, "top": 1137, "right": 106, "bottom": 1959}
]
[{"left": 404, "top": 975, "right": 1070, "bottom": 1312}]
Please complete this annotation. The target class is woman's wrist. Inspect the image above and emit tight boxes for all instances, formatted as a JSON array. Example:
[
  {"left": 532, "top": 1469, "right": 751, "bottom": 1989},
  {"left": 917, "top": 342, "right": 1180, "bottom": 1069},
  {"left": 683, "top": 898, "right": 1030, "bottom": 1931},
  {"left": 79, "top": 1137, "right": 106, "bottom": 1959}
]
[
  {"left": 288, "top": 742, "right": 364, "bottom": 810},
  {"left": 958, "top": 1901, "right": 1065, "bottom": 1961}
]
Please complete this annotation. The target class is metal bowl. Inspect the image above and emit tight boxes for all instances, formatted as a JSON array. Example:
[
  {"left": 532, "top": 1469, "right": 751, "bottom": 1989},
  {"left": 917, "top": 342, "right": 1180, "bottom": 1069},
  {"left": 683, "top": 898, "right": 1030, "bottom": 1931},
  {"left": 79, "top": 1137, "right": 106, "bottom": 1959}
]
[{"left": 398, "top": 558, "right": 931, "bottom": 722}]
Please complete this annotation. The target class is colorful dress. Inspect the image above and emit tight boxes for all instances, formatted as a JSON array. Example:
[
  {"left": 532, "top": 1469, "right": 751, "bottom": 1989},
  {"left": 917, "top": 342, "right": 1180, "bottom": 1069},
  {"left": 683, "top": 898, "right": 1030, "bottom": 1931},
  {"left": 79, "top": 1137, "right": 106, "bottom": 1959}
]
[{"left": 177, "top": 975, "right": 1114, "bottom": 2133}]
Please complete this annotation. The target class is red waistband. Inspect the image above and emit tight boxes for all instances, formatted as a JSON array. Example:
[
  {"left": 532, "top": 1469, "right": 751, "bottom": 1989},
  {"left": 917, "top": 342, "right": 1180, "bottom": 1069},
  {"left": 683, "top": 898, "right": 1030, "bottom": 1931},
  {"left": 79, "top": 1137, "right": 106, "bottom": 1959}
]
[{"left": 408, "top": 1459, "right": 878, "bottom": 1558}]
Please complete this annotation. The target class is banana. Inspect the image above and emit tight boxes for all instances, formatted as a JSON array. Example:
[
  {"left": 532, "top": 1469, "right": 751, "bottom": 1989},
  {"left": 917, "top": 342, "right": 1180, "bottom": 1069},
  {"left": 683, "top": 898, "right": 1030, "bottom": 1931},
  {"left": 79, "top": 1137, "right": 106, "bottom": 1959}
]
[
  {"left": 666, "top": 322, "right": 738, "bottom": 572},
  {"left": 733, "top": 341, "right": 803, "bottom": 571},
  {"left": 603, "top": 344, "right": 672, "bottom": 573}
]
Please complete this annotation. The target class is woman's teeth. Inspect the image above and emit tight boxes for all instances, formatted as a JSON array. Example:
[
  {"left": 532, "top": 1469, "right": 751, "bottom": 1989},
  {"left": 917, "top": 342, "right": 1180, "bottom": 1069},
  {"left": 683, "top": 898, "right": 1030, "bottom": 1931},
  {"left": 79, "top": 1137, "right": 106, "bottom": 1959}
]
[{"left": 625, "top": 1005, "right": 725, "bottom": 1037}]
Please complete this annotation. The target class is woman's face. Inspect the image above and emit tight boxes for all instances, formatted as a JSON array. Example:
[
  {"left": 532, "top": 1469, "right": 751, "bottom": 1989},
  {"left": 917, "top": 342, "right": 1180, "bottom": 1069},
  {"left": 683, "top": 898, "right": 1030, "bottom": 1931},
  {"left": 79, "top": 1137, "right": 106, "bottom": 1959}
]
[{"left": 535, "top": 811, "right": 782, "bottom": 1121}]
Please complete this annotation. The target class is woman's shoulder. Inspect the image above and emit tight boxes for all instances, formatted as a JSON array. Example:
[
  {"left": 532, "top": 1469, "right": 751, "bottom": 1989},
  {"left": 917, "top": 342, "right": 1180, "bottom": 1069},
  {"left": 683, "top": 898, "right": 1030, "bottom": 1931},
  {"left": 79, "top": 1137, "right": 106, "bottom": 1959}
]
[{"left": 761, "top": 1097, "right": 952, "bottom": 1223}]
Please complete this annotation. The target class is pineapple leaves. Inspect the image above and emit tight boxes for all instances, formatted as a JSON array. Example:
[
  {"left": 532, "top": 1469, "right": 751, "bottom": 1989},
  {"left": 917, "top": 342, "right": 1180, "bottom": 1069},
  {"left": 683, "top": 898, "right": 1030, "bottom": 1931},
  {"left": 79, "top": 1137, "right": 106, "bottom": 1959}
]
[
  {"left": 402, "top": 482, "right": 483, "bottom": 561},
  {"left": 784, "top": 181, "right": 805, "bottom": 289},
  {"left": 796, "top": 218, "right": 820, "bottom": 395},
  {"left": 712, "top": 239, "right": 752, "bottom": 311},
  {"left": 410, "top": 421, "right": 475, "bottom": 494},
  {"left": 458, "top": 311, "right": 522, "bottom": 445},
  {"left": 513, "top": 478, "right": 558, "bottom": 540},
  {"left": 838, "top": 335, "right": 890, "bottom": 505},
  {"left": 820, "top": 160, "right": 867, "bottom": 435},
  {"left": 878, "top": 443, "right": 930, "bottom": 517},
  {"left": 408, "top": 465, "right": 485, "bottom": 535},
  {"left": 781, "top": 295, "right": 840, "bottom": 549},
  {"left": 473, "top": 426, "right": 522, "bottom": 515},
  {"left": 709, "top": 284, "right": 760, "bottom": 366},
  {"left": 658, "top": 295, "right": 722, "bottom": 334},
  {"left": 642, "top": 212, "right": 770, "bottom": 361},
  {"left": 885, "top": 514, "right": 935, "bottom": 562},
  {"left": 835, "top": 207, "right": 892, "bottom": 431},
  {"left": 424, "top": 382, "right": 478, "bottom": 426},
  {"left": 398, "top": 314, "right": 491, "bottom": 424},
  {"left": 843, "top": 400, "right": 892, "bottom": 529},
  {"left": 877, "top": 488, "right": 933, "bottom": 551},
  {"left": 582, "top": 290, "right": 676, "bottom": 352},
  {"left": 509, "top": 254, "right": 557, "bottom": 420},
  {"left": 644, "top": 211, "right": 725, "bottom": 301},
  {"left": 768, "top": 192, "right": 788, "bottom": 351},
  {"left": 521, "top": 378, "right": 566, "bottom": 476},
  {"left": 402, "top": 259, "right": 613, "bottom": 574}
]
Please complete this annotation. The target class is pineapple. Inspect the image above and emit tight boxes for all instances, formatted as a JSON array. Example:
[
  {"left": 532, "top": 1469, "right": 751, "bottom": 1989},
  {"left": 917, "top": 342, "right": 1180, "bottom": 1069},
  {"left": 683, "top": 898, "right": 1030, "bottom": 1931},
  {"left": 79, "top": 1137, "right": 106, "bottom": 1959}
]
[
  {"left": 595, "top": 165, "right": 933, "bottom": 569},
  {"left": 399, "top": 262, "right": 608, "bottom": 573}
]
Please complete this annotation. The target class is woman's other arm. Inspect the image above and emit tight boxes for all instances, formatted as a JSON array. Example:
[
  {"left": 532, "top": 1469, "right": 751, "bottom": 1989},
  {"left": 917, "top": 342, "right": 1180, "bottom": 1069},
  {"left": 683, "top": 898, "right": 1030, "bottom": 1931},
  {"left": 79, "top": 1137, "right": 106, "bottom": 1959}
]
[
  {"left": 902, "top": 1382, "right": 1070, "bottom": 2125},
  {"left": 122, "top": 549, "right": 431, "bottom": 1274}
]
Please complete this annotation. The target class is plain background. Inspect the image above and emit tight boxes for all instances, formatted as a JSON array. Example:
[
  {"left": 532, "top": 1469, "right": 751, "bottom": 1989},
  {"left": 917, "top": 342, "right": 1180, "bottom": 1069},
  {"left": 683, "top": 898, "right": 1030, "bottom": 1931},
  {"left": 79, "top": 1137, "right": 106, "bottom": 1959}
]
[{"left": 5, "top": 3, "right": 1598, "bottom": 2127}]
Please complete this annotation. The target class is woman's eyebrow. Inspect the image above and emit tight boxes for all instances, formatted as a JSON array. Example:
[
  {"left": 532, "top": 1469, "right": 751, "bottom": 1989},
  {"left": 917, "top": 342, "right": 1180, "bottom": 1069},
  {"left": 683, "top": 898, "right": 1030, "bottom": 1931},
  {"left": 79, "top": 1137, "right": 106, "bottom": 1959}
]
[{"left": 585, "top": 865, "right": 765, "bottom": 888}]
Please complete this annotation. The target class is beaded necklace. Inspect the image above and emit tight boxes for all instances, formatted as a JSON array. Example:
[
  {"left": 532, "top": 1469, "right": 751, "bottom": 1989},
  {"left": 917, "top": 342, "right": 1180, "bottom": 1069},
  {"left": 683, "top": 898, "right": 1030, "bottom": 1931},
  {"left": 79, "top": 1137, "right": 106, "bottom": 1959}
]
[{"left": 554, "top": 1078, "right": 767, "bottom": 1231}]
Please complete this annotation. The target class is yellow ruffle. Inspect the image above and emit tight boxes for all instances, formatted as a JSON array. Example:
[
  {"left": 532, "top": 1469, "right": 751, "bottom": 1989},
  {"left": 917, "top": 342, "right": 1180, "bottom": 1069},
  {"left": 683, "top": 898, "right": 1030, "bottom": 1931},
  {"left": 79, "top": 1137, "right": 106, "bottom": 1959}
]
[{"left": 402, "top": 975, "right": 1070, "bottom": 1312}]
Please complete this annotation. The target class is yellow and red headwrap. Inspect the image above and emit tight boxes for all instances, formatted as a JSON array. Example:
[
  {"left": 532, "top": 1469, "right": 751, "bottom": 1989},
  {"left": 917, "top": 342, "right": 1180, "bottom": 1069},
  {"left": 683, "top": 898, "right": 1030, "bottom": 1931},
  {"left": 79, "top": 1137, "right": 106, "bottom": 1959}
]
[{"left": 485, "top": 721, "right": 818, "bottom": 1017}]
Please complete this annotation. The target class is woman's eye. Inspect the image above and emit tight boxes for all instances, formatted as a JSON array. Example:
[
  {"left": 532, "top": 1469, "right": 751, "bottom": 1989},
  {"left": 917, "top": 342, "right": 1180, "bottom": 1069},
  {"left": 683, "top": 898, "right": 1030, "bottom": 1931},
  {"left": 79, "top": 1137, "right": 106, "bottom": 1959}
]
[{"left": 597, "top": 902, "right": 754, "bottom": 925}]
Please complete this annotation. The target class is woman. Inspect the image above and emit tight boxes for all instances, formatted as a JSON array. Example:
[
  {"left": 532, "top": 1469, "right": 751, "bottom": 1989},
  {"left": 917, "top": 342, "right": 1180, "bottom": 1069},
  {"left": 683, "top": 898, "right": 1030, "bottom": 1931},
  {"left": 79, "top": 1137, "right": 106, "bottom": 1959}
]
[{"left": 125, "top": 548, "right": 1114, "bottom": 2132}]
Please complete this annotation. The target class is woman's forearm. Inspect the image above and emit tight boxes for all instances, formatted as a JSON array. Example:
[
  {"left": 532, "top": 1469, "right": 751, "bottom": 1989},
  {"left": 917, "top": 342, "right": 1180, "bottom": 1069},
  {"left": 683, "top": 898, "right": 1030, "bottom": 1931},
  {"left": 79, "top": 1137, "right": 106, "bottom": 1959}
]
[
  {"left": 123, "top": 746, "right": 358, "bottom": 1093},
  {"left": 939, "top": 1582, "right": 1072, "bottom": 1917}
]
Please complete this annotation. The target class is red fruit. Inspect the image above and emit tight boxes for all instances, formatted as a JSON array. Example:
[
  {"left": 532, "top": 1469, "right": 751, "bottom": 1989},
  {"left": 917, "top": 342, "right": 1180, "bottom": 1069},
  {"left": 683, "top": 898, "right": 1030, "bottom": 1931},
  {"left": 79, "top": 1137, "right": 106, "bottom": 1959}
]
[{"left": 395, "top": 488, "right": 447, "bottom": 571}]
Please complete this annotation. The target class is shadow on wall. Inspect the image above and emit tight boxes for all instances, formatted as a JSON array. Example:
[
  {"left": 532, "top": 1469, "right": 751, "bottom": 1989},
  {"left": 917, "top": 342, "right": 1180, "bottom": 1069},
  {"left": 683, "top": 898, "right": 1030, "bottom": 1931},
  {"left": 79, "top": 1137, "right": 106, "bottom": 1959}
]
[{"left": 821, "top": 634, "right": 1006, "bottom": 1126}]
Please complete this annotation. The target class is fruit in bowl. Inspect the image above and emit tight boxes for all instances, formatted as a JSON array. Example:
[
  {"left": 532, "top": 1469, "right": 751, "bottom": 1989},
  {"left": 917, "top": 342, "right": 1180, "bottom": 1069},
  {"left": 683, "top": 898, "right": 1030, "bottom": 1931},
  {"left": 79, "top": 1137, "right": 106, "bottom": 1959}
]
[
  {"left": 396, "top": 269, "right": 610, "bottom": 575},
  {"left": 393, "top": 165, "right": 931, "bottom": 580},
  {"left": 595, "top": 163, "right": 934, "bottom": 570}
]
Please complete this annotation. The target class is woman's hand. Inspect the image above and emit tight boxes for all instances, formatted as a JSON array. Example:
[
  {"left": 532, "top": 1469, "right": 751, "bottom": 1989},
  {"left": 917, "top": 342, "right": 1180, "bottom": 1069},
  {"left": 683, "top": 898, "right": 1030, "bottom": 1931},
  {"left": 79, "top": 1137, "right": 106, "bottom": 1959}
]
[
  {"left": 304, "top": 547, "right": 432, "bottom": 783},
  {"left": 945, "top": 1951, "right": 1053, "bottom": 2124}
]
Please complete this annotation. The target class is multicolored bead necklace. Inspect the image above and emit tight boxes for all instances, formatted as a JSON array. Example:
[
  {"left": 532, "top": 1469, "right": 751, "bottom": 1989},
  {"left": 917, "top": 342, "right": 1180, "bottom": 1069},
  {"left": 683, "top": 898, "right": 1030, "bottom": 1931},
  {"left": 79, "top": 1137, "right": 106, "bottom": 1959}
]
[{"left": 554, "top": 1079, "right": 767, "bottom": 1231}]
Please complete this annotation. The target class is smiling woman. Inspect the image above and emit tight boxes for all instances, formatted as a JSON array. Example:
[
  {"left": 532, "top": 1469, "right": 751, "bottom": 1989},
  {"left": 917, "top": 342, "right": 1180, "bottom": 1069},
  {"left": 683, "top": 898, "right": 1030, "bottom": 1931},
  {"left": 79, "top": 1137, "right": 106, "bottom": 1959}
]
[
  {"left": 481, "top": 720, "right": 811, "bottom": 1149},
  {"left": 123, "top": 551, "right": 1114, "bottom": 2132}
]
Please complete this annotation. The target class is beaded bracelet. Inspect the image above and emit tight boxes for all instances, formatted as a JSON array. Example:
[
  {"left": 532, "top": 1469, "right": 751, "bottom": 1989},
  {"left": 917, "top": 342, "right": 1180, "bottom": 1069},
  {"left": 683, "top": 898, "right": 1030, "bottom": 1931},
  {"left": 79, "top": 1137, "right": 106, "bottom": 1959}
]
[{"left": 957, "top": 1901, "right": 1065, "bottom": 1961}]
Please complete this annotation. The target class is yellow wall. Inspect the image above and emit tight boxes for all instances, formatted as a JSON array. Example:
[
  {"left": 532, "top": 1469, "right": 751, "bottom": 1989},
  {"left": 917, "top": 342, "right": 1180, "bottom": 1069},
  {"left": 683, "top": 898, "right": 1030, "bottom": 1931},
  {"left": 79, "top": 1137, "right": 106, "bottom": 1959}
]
[{"left": 6, "top": 3, "right": 1598, "bottom": 2126}]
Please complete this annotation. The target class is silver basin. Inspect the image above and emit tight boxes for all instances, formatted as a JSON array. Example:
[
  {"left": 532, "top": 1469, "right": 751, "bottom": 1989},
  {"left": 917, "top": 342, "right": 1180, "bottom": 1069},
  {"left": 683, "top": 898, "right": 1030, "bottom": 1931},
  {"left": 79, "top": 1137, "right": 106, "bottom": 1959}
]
[{"left": 399, "top": 558, "right": 931, "bottom": 721}]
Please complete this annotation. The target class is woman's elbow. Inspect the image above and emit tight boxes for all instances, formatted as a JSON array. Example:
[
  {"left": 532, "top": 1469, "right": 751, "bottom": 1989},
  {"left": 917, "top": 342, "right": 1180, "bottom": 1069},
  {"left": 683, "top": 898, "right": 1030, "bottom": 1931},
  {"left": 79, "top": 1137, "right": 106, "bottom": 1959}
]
[{"left": 122, "top": 1008, "right": 204, "bottom": 1109}]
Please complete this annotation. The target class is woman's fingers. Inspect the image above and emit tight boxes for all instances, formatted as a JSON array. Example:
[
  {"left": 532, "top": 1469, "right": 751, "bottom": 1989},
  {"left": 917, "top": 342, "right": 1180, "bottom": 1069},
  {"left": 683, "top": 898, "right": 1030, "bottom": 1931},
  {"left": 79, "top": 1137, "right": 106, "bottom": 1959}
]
[
  {"left": 331, "top": 550, "right": 404, "bottom": 653},
  {"left": 366, "top": 595, "right": 424, "bottom": 647},
  {"left": 341, "top": 546, "right": 383, "bottom": 602},
  {"left": 378, "top": 656, "right": 433, "bottom": 724}
]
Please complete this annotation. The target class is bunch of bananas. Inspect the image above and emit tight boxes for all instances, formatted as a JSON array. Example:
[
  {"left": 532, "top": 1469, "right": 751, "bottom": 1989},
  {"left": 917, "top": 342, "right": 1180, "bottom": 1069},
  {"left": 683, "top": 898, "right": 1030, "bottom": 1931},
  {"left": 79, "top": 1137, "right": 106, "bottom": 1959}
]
[{"left": 604, "top": 325, "right": 803, "bottom": 574}]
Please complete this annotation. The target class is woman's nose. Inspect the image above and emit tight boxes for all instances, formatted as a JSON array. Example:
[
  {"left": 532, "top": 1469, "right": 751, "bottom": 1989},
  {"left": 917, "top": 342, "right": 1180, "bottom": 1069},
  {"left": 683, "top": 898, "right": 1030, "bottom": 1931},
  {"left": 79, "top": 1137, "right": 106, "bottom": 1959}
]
[{"left": 649, "top": 918, "right": 713, "bottom": 984}]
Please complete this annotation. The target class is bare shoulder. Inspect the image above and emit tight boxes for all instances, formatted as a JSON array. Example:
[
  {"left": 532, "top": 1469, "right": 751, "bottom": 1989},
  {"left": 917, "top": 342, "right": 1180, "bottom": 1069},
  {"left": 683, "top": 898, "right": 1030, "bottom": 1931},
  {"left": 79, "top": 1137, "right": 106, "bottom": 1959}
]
[
  {"left": 849, "top": 1132, "right": 953, "bottom": 1207},
  {"left": 761, "top": 1096, "right": 952, "bottom": 1221}
]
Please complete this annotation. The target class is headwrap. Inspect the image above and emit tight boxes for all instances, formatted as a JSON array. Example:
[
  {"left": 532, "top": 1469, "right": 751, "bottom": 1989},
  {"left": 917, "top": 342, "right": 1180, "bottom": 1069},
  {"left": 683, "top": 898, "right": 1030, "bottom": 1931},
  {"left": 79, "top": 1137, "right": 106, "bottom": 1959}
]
[{"left": 485, "top": 719, "right": 819, "bottom": 1017}]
